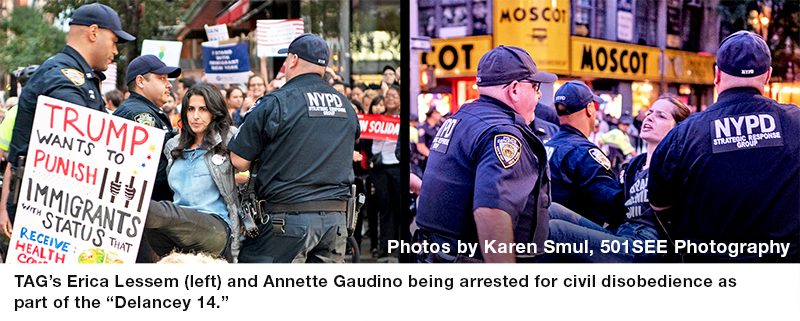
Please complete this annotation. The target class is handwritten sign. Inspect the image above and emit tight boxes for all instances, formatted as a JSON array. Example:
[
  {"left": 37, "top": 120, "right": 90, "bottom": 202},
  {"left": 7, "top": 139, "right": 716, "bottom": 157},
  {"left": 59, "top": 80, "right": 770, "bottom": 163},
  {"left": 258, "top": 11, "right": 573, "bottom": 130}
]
[
  {"left": 204, "top": 24, "right": 229, "bottom": 42},
  {"left": 256, "top": 19, "right": 305, "bottom": 57},
  {"left": 357, "top": 114, "right": 400, "bottom": 141},
  {"left": 7, "top": 96, "right": 164, "bottom": 264}
]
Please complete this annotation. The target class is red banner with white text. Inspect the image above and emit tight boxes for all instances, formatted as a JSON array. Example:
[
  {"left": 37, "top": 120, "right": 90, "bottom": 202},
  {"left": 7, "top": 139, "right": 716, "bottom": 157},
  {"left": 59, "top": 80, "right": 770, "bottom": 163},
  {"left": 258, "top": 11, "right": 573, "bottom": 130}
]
[{"left": 358, "top": 114, "right": 400, "bottom": 141}]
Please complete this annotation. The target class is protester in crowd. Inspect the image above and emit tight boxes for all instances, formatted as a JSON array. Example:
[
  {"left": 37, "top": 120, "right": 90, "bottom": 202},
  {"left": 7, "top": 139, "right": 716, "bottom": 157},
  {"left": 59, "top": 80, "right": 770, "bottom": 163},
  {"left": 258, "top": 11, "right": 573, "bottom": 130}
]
[
  {"left": 174, "top": 77, "right": 196, "bottom": 113},
  {"left": 0, "top": 3, "right": 134, "bottom": 236},
  {"left": 351, "top": 100, "right": 365, "bottom": 114},
  {"left": 226, "top": 86, "right": 244, "bottom": 120},
  {"left": 546, "top": 81, "right": 626, "bottom": 229},
  {"left": 229, "top": 34, "right": 359, "bottom": 263},
  {"left": 333, "top": 80, "right": 347, "bottom": 96},
  {"left": 415, "top": 45, "right": 555, "bottom": 263},
  {"left": 381, "top": 66, "right": 398, "bottom": 96},
  {"left": 542, "top": 94, "right": 690, "bottom": 262},
  {"left": 351, "top": 83, "right": 366, "bottom": 105},
  {"left": 163, "top": 91, "right": 180, "bottom": 129},
  {"left": 145, "top": 82, "right": 240, "bottom": 262},
  {"left": 600, "top": 112, "right": 638, "bottom": 157},
  {"left": 362, "top": 89, "right": 379, "bottom": 111},
  {"left": 233, "top": 75, "right": 266, "bottom": 127},
  {"left": 369, "top": 95, "right": 385, "bottom": 115},
  {"left": 104, "top": 89, "right": 124, "bottom": 113},
  {"left": 370, "top": 85, "right": 401, "bottom": 259},
  {"left": 649, "top": 31, "right": 800, "bottom": 262}
]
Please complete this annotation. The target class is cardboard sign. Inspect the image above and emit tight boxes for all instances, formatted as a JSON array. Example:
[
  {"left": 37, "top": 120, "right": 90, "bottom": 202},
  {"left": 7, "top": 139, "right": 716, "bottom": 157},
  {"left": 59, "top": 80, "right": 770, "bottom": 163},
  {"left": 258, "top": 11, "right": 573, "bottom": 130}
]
[
  {"left": 204, "top": 24, "right": 230, "bottom": 42},
  {"left": 256, "top": 19, "right": 305, "bottom": 57},
  {"left": 101, "top": 63, "right": 117, "bottom": 94},
  {"left": 141, "top": 40, "right": 183, "bottom": 69},
  {"left": 357, "top": 114, "right": 400, "bottom": 141},
  {"left": 6, "top": 96, "right": 165, "bottom": 264},
  {"left": 202, "top": 42, "right": 251, "bottom": 84}
]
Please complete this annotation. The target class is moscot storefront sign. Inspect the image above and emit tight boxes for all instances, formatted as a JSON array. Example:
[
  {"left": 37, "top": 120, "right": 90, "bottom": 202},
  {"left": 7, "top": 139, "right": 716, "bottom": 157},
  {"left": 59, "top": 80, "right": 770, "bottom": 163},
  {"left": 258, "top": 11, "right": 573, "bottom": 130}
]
[
  {"left": 494, "top": 0, "right": 570, "bottom": 75},
  {"left": 571, "top": 37, "right": 661, "bottom": 81}
]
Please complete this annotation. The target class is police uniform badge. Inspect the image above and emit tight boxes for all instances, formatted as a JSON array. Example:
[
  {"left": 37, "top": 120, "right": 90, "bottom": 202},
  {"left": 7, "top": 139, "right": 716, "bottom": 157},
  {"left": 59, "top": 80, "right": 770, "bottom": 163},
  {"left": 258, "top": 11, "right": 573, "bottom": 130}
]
[
  {"left": 61, "top": 68, "right": 85, "bottom": 86},
  {"left": 588, "top": 148, "right": 611, "bottom": 170},
  {"left": 494, "top": 134, "right": 521, "bottom": 168},
  {"left": 134, "top": 113, "right": 156, "bottom": 127}
]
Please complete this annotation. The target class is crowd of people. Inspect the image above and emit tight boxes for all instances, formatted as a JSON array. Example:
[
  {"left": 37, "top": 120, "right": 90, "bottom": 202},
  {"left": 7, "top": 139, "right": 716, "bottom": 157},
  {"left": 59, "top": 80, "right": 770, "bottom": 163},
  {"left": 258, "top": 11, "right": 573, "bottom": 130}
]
[{"left": 0, "top": 3, "right": 404, "bottom": 264}]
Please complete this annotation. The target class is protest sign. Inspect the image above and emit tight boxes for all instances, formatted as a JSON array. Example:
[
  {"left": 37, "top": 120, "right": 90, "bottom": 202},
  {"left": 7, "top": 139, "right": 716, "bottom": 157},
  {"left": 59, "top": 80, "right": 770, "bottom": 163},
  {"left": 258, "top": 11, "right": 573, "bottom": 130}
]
[
  {"left": 204, "top": 24, "right": 230, "bottom": 41},
  {"left": 256, "top": 18, "right": 305, "bottom": 57},
  {"left": 357, "top": 114, "right": 400, "bottom": 140},
  {"left": 202, "top": 42, "right": 250, "bottom": 84},
  {"left": 101, "top": 63, "right": 117, "bottom": 94},
  {"left": 141, "top": 40, "right": 182, "bottom": 68},
  {"left": 6, "top": 96, "right": 165, "bottom": 264}
]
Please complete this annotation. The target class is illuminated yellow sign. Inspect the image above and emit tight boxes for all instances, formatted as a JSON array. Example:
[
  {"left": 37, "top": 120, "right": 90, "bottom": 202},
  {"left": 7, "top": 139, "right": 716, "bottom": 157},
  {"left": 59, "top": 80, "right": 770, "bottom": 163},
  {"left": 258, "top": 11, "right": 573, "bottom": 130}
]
[
  {"left": 420, "top": 36, "right": 493, "bottom": 78},
  {"left": 493, "top": 0, "right": 571, "bottom": 75},
  {"left": 571, "top": 37, "right": 661, "bottom": 81},
  {"left": 663, "top": 49, "right": 716, "bottom": 84}
]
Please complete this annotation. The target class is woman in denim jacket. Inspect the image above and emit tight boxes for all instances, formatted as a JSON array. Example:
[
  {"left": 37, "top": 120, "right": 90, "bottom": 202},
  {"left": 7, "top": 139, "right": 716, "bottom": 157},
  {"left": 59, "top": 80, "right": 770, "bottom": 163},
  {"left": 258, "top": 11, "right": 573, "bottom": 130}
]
[{"left": 144, "top": 82, "right": 240, "bottom": 262}]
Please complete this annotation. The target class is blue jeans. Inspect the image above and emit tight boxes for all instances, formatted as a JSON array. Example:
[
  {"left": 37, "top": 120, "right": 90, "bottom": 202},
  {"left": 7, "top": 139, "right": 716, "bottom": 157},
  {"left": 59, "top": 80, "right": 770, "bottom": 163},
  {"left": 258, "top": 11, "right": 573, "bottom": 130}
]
[{"left": 539, "top": 203, "right": 659, "bottom": 263}]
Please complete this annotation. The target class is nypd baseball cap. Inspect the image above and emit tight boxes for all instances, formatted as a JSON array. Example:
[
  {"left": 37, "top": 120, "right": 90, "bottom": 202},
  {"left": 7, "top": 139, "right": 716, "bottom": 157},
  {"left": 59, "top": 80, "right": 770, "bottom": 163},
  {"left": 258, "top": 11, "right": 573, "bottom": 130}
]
[
  {"left": 476, "top": 45, "right": 557, "bottom": 87},
  {"left": 69, "top": 3, "right": 135, "bottom": 43},
  {"left": 278, "top": 33, "right": 329, "bottom": 67},
  {"left": 716, "top": 30, "right": 771, "bottom": 77},
  {"left": 553, "top": 81, "right": 603, "bottom": 116},
  {"left": 126, "top": 55, "right": 181, "bottom": 85}
]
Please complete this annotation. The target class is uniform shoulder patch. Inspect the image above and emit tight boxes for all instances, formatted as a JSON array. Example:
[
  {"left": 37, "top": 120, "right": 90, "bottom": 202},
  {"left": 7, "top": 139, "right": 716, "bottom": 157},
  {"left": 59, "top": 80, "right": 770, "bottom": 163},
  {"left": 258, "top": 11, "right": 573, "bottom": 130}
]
[
  {"left": 134, "top": 113, "right": 156, "bottom": 127},
  {"left": 494, "top": 134, "right": 521, "bottom": 168},
  {"left": 61, "top": 68, "right": 85, "bottom": 86},
  {"left": 588, "top": 148, "right": 611, "bottom": 170}
]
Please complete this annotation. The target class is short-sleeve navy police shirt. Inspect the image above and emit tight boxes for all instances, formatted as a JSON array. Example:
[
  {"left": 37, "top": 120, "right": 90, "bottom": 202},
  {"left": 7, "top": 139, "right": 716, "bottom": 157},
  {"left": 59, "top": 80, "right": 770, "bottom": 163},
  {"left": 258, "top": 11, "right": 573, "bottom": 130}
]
[
  {"left": 228, "top": 73, "right": 360, "bottom": 204},
  {"left": 416, "top": 95, "right": 550, "bottom": 255}
]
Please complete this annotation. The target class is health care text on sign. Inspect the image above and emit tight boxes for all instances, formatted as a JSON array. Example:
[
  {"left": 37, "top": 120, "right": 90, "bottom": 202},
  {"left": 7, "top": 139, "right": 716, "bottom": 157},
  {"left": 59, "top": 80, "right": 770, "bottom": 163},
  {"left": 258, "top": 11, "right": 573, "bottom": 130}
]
[
  {"left": 357, "top": 114, "right": 399, "bottom": 141},
  {"left": 7, "top": 96, "right": 164, "bottom": 264}
]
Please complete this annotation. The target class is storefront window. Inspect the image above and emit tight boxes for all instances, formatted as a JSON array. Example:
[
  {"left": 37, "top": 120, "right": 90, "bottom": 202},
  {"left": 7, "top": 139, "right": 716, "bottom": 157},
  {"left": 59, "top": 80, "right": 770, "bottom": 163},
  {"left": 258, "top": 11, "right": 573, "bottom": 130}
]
[
  {"left": 632, "top": 81, "right": 656, "bottom": 118},
  {"left": 419, "top": 0, "right": 492, "bottom": 38}
]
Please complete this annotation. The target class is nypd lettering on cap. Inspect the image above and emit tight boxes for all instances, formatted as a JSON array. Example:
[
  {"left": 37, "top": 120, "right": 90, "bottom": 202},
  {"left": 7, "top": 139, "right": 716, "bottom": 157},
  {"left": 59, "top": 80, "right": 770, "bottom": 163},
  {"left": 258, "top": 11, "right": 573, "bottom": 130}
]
[
  {"left": 431, "top": 118, "right": 459, "bottom": 154},
  {"left": 555, "top": 95, "right": 566, "bottom": 102},
  {"left": 710, "top": 112, "right": 784, "bottom": 153},
  {"left": 305, "top": 92, "right": 347, "bottom": 118},
  {"left": 494, "top": 134, "right": 521, "bottom": 168},
  {"left": 588, "top": 148, "right": 611, "bottom": 170}
]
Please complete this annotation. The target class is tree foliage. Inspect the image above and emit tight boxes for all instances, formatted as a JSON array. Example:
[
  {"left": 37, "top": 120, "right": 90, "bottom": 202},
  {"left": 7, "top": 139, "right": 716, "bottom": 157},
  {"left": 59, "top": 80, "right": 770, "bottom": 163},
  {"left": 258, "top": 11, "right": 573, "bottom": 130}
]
[
  {"left": 0, "top": 6, "right": 67, "bottom": 74},
  {"left": 43, "top": 0, "right": 186, "bottom": 87},
  {"left": 719, "top": 0, "right": 800, "bottom": 82}
]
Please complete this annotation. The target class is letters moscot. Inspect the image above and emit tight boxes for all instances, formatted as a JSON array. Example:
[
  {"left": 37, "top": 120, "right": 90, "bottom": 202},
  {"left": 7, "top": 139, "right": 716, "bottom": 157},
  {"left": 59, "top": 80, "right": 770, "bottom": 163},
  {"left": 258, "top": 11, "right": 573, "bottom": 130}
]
[{"left": 571, "top": 37, "right": 661, "bottom": 80}]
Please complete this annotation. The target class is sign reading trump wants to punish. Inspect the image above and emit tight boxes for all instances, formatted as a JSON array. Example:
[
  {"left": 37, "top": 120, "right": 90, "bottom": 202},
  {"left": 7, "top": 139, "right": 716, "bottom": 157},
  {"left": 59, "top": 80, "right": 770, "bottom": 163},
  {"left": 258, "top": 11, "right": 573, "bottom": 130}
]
[{"left": 7, "top": 96, "right": 164, "bottom": 264}]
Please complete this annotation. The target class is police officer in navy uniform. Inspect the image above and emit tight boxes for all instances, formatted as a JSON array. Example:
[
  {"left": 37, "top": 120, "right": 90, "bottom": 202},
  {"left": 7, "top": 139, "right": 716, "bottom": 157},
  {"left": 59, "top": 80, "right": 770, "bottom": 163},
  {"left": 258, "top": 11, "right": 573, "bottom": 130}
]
[
  {"left": 415, "top": 45, "right": 554, "bottom": 263},
  {"left": 0, "top": 3, "right": 134, "bottom": 232},
  {"left": 649, "top": 31, "right": 800, "bottom": 262},
  {"left": 229, "top": 34, "right": 359, "bottom": 263},
  {"left": 545, "top": 81, "right": 626, "bottom": 228},
  {"left": 531, "top": 117, "right": 559, "bottom": 144},
  {"left": 113, "top": 55, "right": 182, "bottom": 202}
]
